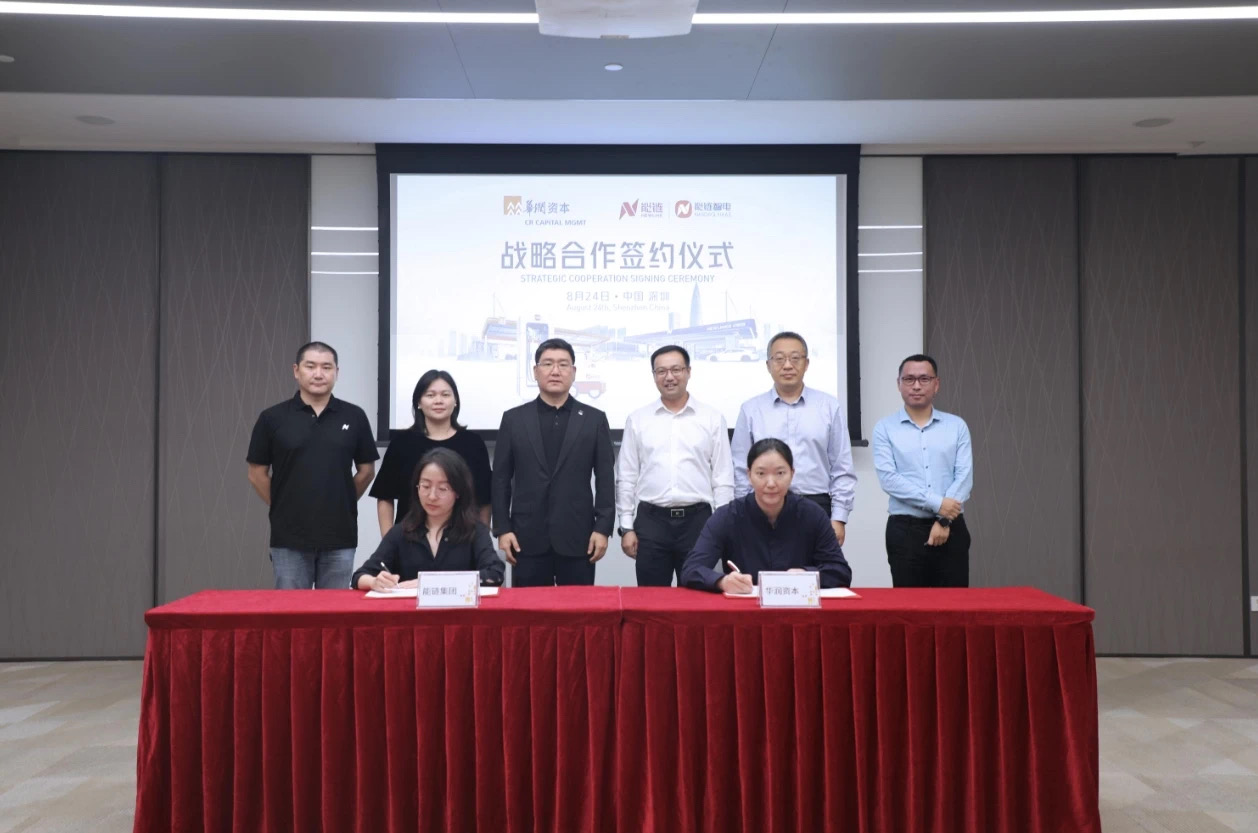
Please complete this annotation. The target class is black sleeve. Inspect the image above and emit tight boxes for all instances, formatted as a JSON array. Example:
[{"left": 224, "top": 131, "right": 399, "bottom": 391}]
[
  {"left": 591, "top": 411, "right": 615, "bottom": 536},
  {"left": 491, "top": 412, "right": 514, "bottom": 537},
  {"left": 369, "top": 436, "right": 406, "bottom": 501},
  {"left": 353, "top": 408, "right": 380, "bottom": 465},
  {"left": 245, "top": 410, "right": 272, "bottom": 465},
  {"left": 472, "top": 523, "right": 505, "bottom": 586},
  {"left": 460, "top": 431, "right": 493, "bottom": 508},
  {"left": 351, "top": 526, "right": 403, "bottom": 588},
  {"left": 679, "top": 509, "right": 731, "bottom": 592}
]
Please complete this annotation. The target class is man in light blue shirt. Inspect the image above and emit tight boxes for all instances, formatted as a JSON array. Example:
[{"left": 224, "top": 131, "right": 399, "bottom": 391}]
[
  {"left": 872, "top": 354, "right": 973, "bottom": 587},
  {"left": 731, "top": 331, "right": 856, "bottom": 545}
]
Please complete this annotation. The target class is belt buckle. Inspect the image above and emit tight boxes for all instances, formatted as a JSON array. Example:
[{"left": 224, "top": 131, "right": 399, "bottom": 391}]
[{"left": 669, "top": 507, "right": 685, "bottom": 519}]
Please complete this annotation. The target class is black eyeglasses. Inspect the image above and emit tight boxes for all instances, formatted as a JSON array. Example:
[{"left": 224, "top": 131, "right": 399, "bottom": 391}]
[{"left": 900, "top": 375, "right": 936, "bottom": 386}]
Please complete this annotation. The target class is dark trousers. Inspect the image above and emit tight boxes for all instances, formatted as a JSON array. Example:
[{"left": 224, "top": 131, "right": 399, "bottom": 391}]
[
  {"left": 885, "top": 514, "right": 971, "bottom": 588},
  {"left": 633, "top": 501, "right": 712, "bottom": 587},
  {"left": 800, "top": 493, "right": 832, "bottom": 517},
  {"left": 511, "top": 549, "right": 596, "bottom": 587}
]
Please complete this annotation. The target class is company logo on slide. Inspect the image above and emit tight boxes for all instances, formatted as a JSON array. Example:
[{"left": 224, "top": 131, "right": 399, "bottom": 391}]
[
  {"left": 504, "top": 196, "right": 571, "bottom": 218},
  {"left": 691, "top": 200, "right": 733, "bottom": 218},
  {"left": 621, "top": 200, "right": 664, "bottom": 219},
  {"left": 675, "top": 200, "right": 693, "bottom": 218}
]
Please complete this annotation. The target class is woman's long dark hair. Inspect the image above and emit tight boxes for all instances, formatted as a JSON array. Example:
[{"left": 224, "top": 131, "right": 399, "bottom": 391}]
[
  {"left": 400, "top": 448, "right": 480, "bottom": 544},
  {"left": 747, "top": 437, "right": 794, "bottom": 470},
  {"left": 410, "top": 369, "right": 465, "bottom": 434}
]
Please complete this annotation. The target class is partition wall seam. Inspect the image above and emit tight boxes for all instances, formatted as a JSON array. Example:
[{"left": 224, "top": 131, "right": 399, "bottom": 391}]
[
  {"left": 306, "top": 156, "right": 313, "bottom": 343},
  {"left": 1075, "top": 156, "right": 1087, "bottom": 608},
  {"left": 921, "top": 157, "right": 931, "bottom": 354},
  {"left": 152, "top": 154, "right": 163, "bottom": 610},
  {"left": 1239, "top": 157, "right": 1251, "bottom": 657}
]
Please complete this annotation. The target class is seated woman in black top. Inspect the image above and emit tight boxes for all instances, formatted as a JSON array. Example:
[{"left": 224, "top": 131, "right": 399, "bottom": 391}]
[
  {"left": 680, "top": 438, "right": 852, "bottom": 593},
  {"left": 354, "top": 448, "right": 505, "bottom": 590},
  {"left": 370, "top": 370, "right": 492, "bottom": 536}
]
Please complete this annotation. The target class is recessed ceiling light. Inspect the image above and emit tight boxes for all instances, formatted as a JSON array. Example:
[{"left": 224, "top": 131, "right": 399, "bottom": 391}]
[
  {"left": 1133, "top": 117, "right": 1174, "bottom": 128},
  {"left": 0, "top": 54, "right": 14, "bottom": 63},
  {"left": 604, "top": 63, "right": 624, "bottom": 72},
  {"left": 75, "top": 114, "right": 116, "bottom": 126}
]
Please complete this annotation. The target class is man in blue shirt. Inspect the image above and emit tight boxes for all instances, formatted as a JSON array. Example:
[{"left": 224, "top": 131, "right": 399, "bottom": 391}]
[
  {"left": 731, "top": 331, "right": 856, "bottom": 545},
  {"left": 871, "top": 354, "right": 973, "bottom": 587}
]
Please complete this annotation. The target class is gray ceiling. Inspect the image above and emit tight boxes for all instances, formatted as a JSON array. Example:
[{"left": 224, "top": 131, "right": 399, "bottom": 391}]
[{"left": 1, "top": 1, "right": 1257, "bottom": 101}]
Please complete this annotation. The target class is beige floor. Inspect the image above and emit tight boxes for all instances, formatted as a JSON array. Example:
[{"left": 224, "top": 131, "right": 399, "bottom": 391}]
[{"left": 1, "top": 657, "right": 1256, "bottom": 832}]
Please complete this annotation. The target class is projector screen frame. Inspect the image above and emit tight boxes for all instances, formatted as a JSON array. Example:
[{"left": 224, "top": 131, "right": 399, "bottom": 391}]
[{"left": 375, "top": 143, "right": 862, "bottom": 443}]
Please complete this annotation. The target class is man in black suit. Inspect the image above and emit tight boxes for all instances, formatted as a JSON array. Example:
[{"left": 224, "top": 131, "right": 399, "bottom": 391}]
[{"left": 492, "top": 338, "right": 615, "bottom": 586}]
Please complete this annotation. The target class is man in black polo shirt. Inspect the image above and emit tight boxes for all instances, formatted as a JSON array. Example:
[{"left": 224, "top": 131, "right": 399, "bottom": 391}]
[{"left": 247, "top": 341, "right": 378, "bottom": 589}]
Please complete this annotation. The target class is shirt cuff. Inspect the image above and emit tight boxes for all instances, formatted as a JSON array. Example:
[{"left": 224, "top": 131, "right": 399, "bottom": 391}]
[
  {"left": 618, "top": 513, "right": 635, "bottom": 530},
  {"left": 925, "top": 492, "right": 944, "bottom": 514},
  {"left": 831, "top": 507, "right": 850, "bottom": 523}
]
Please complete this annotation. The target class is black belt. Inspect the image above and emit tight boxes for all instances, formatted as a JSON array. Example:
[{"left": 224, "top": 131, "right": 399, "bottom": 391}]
[
  {"left": 637, "top": 501, "right": 710, "bottom": 519},
  {"left": 890, "top": 514, "right": 944, "bottom": 524}
]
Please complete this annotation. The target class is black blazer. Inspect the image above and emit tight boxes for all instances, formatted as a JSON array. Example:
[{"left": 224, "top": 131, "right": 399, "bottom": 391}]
[{"left": 491, "top": 398, "right": 615, "bottom": 558}]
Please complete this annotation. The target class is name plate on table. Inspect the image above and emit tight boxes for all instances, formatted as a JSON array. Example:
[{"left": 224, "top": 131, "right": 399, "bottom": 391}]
[
  {"left": 757, "top": 571, "right": 820, "bottom": 608},
  {"left": 416, "top": 571, "right": 480, "bottom": 609}
]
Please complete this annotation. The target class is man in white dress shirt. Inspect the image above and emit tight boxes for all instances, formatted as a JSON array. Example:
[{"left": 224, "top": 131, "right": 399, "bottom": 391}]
[
  {"left": 731, "top": 331, "right": 856, "bottom": 545},
  {"left": 615, "top": 345, "right": 736, "bottom": 586}
]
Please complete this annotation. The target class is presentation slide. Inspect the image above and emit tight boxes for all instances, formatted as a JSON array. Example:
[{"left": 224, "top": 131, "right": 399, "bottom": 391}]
[{"left": 391, "top": 174, "right": 846, "bottom": 431}]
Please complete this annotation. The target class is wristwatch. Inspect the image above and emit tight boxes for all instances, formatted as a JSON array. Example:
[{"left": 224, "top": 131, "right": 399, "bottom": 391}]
[
  {"left": 935, "top": 516, "right": 952, "bottom": 529},
  {"left": 617, "top": 527, "right": 632, "bottom": 537}
]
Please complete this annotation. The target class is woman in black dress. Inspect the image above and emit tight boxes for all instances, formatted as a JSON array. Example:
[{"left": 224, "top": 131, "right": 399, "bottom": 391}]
[
  {"left": 370, "top": 369, "right": 492, "bottom": 535},
  {"left": 354, "top": 448, "right": 504, "bottom": 589}
]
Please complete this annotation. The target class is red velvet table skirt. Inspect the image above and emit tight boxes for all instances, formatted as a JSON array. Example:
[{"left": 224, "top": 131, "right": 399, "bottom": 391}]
[
  {"left": 135, "top": 587, "right": 1099, "bottom": 833},
  {"left": 616, "top": 587, "right": 1100, "bottom": 833},
  {"left": 134, "top": 588, "right": 622, "bottom": 833}
]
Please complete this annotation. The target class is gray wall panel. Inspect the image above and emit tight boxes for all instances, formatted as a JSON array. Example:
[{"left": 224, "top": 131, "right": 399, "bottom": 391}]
[
  {"left": 923, "top": 156, "right": 1081, "bottom": 600},
  {"left": 1247, "top": 159, "right": 1258, "bottom": 657},
  {"left": 1081, "top": 156, "right": 1243, "bottom": 655},
  {"left": 0, "top": 152, "right": 157, "bottom": 657},
  {"left": 157, "top": 155, "right": 309, "bottom": 602}
]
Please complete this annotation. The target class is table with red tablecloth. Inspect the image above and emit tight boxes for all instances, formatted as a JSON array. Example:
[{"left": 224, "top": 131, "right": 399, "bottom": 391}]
[
  {"left": 133, "top": 586, "right": 1099, "bottom": 833},
  {"left": 616, "top": 586, "right": 1100, "bottom": 833},
  {"left": 133, "top": 588, "right": 622, "bottom": 833}
]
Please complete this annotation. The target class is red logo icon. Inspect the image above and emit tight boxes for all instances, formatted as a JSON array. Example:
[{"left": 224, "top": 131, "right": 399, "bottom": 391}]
[
  {"left": 674, "top": 200, "right": 692, "bottom": 218},
  {"left": 619, "top": 199, "right": 638, "bottom": 219}
]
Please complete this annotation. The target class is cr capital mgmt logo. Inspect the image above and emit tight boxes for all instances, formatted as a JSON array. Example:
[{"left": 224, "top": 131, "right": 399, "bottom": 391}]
[
  {"left": 503, "top": 196, "right": 522, "bottom": 216},
  {"left": 674, "top": 200, "right": 693, "bottom": 218},
  {"left": 619, "top": 199, "right": 638, "bottom": 219}
]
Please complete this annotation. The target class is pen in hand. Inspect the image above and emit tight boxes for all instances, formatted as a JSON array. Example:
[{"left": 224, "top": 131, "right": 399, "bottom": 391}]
[
  {"left": 724, "top": 561, "right": 753, "bottom": 594},
  {"left": 376, "top": 563, "right": 399, "bottom": 589}
]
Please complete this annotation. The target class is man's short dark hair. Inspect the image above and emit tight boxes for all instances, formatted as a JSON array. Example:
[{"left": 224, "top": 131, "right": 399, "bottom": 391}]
[
  {"left": 534, "top": 338, "right": 575, "bottom": 365},
  {"left": 766, "top": 331, "right": 808, "bottom": 358},
  {"left": 650, "top": 344, "right": 690, "bottom": 368},
  {"left": 296, "top": 341, "right": 338, "bottom": 365},
  {"left": 898, "top": 354, "right": 938, "bottom": 375}
]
